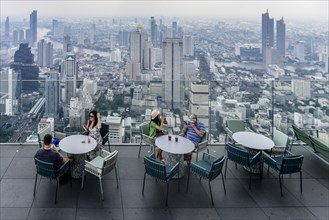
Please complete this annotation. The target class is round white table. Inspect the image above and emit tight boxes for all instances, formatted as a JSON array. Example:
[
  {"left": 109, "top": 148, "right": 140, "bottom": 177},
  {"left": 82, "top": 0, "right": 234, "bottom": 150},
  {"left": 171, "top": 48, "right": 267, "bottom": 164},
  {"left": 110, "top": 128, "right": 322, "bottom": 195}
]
[
  {"left": 155, "top": 135, "right": 195, "bottom": 154},
  {"left": 232, "top": 132, "right": 274, "bottom": 150},
  {"left": 155, "top": 135, "right": 195, "bottom": 178},
  {"left": 233, "top": 131, "right": 274, "bottom": 176},
  {"left": 59, "top": 135, "right": 97, "bottom": 178},
  {"left": 59, "top": 135, "right": 97, "bottom": 154}
]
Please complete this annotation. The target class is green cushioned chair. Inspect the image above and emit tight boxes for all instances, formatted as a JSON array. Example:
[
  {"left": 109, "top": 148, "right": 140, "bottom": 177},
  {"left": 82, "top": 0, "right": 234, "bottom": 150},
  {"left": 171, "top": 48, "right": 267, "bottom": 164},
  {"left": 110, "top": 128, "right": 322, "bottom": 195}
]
[
  {"left": 142, "top": 154, "right": 179, "bottom": 207},
  {"left": 186, "top": 153, "right": 226, "bottom": 206},
  {"left": 34, "top": 158, "right": 71, "bottom": 204},
  {"left": 264, "top": 152, "right": 304, "bottom": 196},
  {"left": 81, "top": 150, "right": 119, "bottom": 201},
  {"left": 138, "top": 122, "right": 155, "bottom": 158}
]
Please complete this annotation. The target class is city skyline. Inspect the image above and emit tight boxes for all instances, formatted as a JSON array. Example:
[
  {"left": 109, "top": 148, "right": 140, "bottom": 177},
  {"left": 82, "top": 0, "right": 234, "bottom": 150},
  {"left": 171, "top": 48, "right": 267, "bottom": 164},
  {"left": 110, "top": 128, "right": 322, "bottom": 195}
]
[{"left": 1, "top": 0, "right": 328, "bottom": 22}]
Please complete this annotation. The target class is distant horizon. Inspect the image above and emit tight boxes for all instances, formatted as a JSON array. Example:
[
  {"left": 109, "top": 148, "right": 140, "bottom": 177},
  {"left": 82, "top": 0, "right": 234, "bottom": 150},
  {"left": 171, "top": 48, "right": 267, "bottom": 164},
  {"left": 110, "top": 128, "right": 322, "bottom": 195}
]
[{"left": 1, "top": 1, "right": 328, "bottom": 23}]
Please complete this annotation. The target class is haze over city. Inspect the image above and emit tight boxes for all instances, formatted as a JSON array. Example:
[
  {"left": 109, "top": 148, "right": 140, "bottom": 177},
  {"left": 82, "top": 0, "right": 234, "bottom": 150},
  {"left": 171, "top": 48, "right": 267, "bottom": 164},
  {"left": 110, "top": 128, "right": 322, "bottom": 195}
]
[{"left": 1, "top": 0, "right": 328, "bottom": 22}]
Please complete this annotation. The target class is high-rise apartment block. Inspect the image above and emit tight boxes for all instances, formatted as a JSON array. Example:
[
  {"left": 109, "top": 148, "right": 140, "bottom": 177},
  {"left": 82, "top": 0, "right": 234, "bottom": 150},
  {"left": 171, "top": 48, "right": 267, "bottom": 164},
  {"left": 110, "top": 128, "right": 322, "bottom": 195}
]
[
  {"left": 45, "top": 70, "right": 60, "bottom": 117},
  {"left": 5, "top": 16, "right": 10, "bottom": 39},
  {"left": 29, "top": 10, "right": 37, "bottom": 44},
  {"left": 64, "top": 53, "right": 78, "bottom": 104},
  {"left": 291, "top": 79, "right": 311, "bottom": 100},
  {"left": 130, "top": 25, "right": 148, "bottom": 68},
  {"left": 276, "top": 17, "right": 286, "bottom": 57},
  {"left": 262, "top": 10, "right": 274, "bottom": 60},
  {"left": 162, "top": 38, "right": 184, "bottom": 109},
  {"left": 37, "top": 39, "right": 53, "bottom": 68},
  {"left": 150, "top": 16, "right": 158, "bottom": 47},
  {"left": 189, "top": 82, "right": 209, "bottom": 128},
  {"left": 183, "top": 35, "right": 194, "bottom": 57},
  {"left": 294, "top": 41, "right": 305, "bottom": 61}
]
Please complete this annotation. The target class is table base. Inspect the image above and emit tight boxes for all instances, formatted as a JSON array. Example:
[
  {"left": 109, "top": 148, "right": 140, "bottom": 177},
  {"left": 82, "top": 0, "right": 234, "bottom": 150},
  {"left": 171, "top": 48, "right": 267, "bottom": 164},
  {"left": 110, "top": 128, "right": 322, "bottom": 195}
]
[
  {"left": 165, "top": 153, "right": 185, "bottom": 179},
  {"left": 70, "top": 154, "right": 86, "bottom": 179}
]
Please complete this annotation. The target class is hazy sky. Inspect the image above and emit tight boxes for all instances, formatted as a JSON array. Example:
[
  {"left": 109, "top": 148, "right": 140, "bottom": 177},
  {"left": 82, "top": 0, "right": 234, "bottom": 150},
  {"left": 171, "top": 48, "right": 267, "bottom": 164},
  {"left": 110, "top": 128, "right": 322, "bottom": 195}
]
[{"left": 1, "top": 0, "right": 328, "bottom": 22}]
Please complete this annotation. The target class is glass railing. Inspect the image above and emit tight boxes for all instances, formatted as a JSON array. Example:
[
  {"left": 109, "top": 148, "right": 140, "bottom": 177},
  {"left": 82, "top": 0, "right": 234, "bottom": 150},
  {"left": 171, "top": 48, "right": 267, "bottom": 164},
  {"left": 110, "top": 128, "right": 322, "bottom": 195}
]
[{"left": 0, "top": 78, "right": 328, "bottom": 145}]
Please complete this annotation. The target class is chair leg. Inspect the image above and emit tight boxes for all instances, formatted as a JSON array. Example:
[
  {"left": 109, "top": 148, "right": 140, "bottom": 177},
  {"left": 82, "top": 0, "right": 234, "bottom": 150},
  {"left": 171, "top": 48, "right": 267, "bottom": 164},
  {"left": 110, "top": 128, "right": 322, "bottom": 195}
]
[
  {"left": 142, "top": 172, "right": 146, "bottom": 195},
  {"left": 115, "top": 167, "right": 119, "bottom": 188},
  {"left": 108, "top": 143, "right": 111, "bottom": 152},
  {"left": 221, "top": 172, "right": 226, "bottom": 194},
  {"left": 267, "top": 164, "right": 270, "bottom": 175},
  {"left": 165, "top": 182, "right": 169, "bottom": 207},
  {"left": 138, "top": 142, "right": 142, "bottom": 158},
  {"left": 208, "top": 181, "right": 214, "bottom": 206},
  {"left": 69, "top": 171, "right": 72, "bottom": 188},
  {"left": 186, "top": 167, "right": 190, "bottom": 192},
  {"left": 224, "top": 158, "right": 228, "bottom": 178},
  {"left": 249, "top": 170, "right": 252, "bottom": 190},
  {"left": 279, "top": 174, "right": 283, "bottom": 197},
  {"left": 196, "top": 151, "right": 199, "bottom": 162},
  {"left": 55, "top": 179, "right": 59, "bottom": 204},
  {"left": 33, "top": 173, "right": 38, "bottom": 197},
  {"left": 300, "top": 171, "right": 303, "bottom": 194},
  {"left": 177, "top": 166, "right": 180, "bottom": 192},
  {"left": 99, "top": 178, "right": 104, "bottom": 201},
  {"left": 81, "top": 170, "right": 85, "bottom": 189}
]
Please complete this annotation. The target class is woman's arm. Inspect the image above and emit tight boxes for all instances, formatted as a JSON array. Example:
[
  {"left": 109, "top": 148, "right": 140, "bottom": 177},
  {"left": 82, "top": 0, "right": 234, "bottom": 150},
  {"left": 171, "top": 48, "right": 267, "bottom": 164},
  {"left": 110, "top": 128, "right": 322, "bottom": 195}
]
[{"left": 96, "top": 112, "right": 102, "bottom": 129}]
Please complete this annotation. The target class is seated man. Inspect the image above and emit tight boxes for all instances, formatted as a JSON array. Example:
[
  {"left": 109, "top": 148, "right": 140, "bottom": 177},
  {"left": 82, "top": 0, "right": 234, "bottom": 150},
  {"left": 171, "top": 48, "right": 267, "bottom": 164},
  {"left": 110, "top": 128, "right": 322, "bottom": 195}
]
[
  {"left": 182, "top": 114, "right": 206, "bottom": 163},
  {"left": 35, "top": 134, "right": 69, "bottom": 170}
]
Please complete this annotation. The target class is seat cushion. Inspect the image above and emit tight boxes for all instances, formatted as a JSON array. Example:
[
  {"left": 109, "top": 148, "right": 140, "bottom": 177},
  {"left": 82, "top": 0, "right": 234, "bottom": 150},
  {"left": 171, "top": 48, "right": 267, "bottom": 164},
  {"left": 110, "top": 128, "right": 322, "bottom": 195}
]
[{"left": 90, "top": 156, "right": 104, "bottom": 173}]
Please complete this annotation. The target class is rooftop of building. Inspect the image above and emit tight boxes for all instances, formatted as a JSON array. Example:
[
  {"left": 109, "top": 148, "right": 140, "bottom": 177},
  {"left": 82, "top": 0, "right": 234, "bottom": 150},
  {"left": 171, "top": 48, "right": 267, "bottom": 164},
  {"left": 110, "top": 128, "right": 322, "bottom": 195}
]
[{"left": 1, "top": 142, "right": 328, "bottom": 220}]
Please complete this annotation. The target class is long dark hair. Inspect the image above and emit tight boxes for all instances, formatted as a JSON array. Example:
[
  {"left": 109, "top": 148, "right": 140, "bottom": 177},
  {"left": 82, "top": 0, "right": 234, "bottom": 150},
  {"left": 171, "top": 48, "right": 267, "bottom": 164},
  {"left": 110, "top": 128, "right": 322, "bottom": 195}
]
[
  {"left": 151, "top": 114, "right": 161, "bottom": 125},
  {"left": 88, "top": 110, "right": 98, "bottom": 128}
]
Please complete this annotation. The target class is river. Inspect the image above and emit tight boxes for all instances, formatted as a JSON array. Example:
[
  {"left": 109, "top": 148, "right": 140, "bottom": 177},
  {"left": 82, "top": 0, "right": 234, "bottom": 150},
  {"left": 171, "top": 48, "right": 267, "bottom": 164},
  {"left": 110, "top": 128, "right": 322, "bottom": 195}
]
[{"left": 38, "top": 28, "right": 111, "bottom": 57}]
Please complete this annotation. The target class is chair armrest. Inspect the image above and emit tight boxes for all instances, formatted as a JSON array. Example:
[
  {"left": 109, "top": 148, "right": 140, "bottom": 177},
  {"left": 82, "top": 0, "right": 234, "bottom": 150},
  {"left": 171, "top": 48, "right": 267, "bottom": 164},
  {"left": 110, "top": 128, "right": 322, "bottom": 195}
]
[
  {"left": 190, "top": 162, "right": 208, "bottom": 177},
  {"left": 202, "top": 153, "right": 217, "bottom": 163},
  {"left": 224, "top": 128, "right": 233, "bottom": 135},
  {"left": 264, "top": 152, "right": 279, "bottom": 170},
  {"left": 100, "top": 149, "right": 110, "bottom": 158},
  {"left": 57, "top": 160, "right": 70, "bottom": 177},
  {"left": 167, "top": 162, "right": 179, "bottom": 179},
  {"left": 298, "top": 128, "right": 319, "bottom": 137},
  {"left": 250, "top": 151, "right": 261, "bottom": 166},
  {"left": 84, "top": 160, "right": 101, "bottom": 175}
]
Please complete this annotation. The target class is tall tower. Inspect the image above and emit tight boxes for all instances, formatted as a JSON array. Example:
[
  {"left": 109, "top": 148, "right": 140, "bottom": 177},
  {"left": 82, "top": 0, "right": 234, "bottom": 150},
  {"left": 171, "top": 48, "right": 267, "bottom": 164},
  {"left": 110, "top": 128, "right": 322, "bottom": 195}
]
[
  {"left": 5, "top": 16, "right": 10, "bottom": 39},
  {"left": 64, "top": 53, "right": 77, "bottom": 104},
  {"left": 172, "top": 21, "right": 178, "bottom": 38},
  {"left": 150, "top": 16, "right": 158, "bottom": 47},
  {"left": 130, "top": 25, "right": 148, "bottom": 69},
  {"left": 45, "top": 70, "right": 60, "bottom": 117},
  {"left": 37, "top": 39, "right": 53, "bottom": 68},
  {"left": 162, "top": 38, "right": 183, "bottom": 109},
  {"left": 10, "top": 43, "right": 39, "bottom": 92},
  {"left": 29, "top": 10, "right": 37, "bottom": 44},
  {"left": 183, "top": 35, "right": 194, "bottom": 57},
  {"left": 262, "top": 10, "right": 274, "bottom": 58},
  {"left": 63, "top": 36, "right": 72, "bottom": 59},
  {"left": 276, "top": 17, "right": 286, "bottom": 57}
]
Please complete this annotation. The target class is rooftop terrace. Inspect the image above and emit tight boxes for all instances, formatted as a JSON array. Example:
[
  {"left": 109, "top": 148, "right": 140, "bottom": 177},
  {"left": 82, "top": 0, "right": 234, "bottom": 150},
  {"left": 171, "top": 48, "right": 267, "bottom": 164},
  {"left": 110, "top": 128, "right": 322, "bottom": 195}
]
[{"left": 1, "top": 143, "right": 328, "bottom": 220}]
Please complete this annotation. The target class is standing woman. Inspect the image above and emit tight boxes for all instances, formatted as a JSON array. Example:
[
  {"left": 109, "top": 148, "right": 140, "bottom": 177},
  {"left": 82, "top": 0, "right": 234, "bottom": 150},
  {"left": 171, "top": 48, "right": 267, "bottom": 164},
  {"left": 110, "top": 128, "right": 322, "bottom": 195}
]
[{"left": 83, "top": 110, "right": 103, "bottom": 161}]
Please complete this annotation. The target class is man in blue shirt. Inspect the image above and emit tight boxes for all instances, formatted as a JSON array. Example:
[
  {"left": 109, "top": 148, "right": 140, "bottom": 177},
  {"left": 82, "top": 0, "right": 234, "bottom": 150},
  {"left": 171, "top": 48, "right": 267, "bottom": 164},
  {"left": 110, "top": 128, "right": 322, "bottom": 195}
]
[
  {"left": 182, "top": 114, "right": 206, "bottom": 162},
  {"left": 35, "top": 134, "right": 68, "bottom": 170}
]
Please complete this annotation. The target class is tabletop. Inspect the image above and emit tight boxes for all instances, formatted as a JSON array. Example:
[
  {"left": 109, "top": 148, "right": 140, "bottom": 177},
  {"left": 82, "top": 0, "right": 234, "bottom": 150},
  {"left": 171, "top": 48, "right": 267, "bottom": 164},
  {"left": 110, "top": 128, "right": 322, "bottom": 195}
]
[
  {"left": 59, "top": 135, "right": 97, "bottom": 154},
  {"left": 155, "top": 135, "right": 195, "bottom": 154},
  {"left": 233, "top": 131, "right": 274, "bottom": 150}
]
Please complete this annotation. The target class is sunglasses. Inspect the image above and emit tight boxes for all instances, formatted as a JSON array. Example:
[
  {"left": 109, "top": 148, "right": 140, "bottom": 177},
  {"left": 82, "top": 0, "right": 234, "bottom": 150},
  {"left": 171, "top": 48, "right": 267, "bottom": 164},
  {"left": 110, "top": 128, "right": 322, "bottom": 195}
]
[{"left": 89, "top": 115, "right": 94, "bottom": 118}]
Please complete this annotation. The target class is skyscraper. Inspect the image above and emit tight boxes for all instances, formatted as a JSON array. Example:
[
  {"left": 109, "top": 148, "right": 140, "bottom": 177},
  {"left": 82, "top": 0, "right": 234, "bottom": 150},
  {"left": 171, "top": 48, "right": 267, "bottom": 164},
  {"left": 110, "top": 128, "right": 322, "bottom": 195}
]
[
  {"left": 5, "top": 16, "right": 10, "bottom": 39},
  {"left": 183, "top": 35, "right": 194, "bottom": 57},
  {"left": 118, "top": 30, "right": 129, "bottom": 47},
  {"left": 63, "top": 36, "right": 72, "bottom": 59},
  {"left": 64, "top": 53, "right": 78, "bottom": 104},
  {"left": 162, "top": 38, "right": 183, "bottom": 109},
  {"left": 29, "top": 10, "right": 37, "bottom": 44},
  {"left": 262, "top": 10, "right": 274, "bottom": 58},
  {"left": 37, "top": 39, "right": 53, "bottom": 68},
  {"left": 276, "top": 17, "right": 286, "bottom": 57},
  {"left": 130, "top": 25, "right": 148, "bottom": 69},
  {"left": 172, "top": 21, "right": 178, "bottom": 38},
  {"left": 294, "top": 41, "right": 305, "bottom": 61},
  {"left": 45, "top": 70, "right": 60, "bottom": 117},
  {"left": 10, "top": 43, "right": 39, "bottom": 92},
  {"left": 150, "top": 16, "right": 158, "bottom": 47}
]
